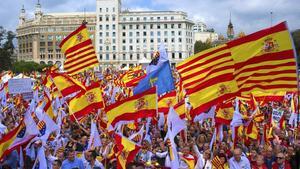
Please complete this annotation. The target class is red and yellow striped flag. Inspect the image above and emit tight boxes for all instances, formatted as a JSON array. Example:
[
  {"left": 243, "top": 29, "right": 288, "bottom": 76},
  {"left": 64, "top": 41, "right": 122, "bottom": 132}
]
[
  {"left": 68, "top": 83, "right": 104, "bottom": 121},
  {"left": 50, "top": 72, "right": 86, "bottom": 97},
  {"left": 227, "top": 22, "right": 297, "bottom": 96},
  {"left": 59, "top": 24, "right": 99, "bottom": 75},
  {"left": 106, "top": 87, "right": 157, "bottom": 128},
  {"left": 158, "top": 90, "right": 177, "bottom": 115},
  {"left": 215, "top": 101, "right": 234, "bottom": 125},
  {"left": 211, "top": 156, "right": 224, "bottom": 169},
  {"left": 176, "top": 44, "right": 239, "bottom": 118}
]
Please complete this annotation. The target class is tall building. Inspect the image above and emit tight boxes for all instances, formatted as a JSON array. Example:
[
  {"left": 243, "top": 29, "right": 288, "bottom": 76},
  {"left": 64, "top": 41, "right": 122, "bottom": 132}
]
[
  {"left": 17, "top": 0, "right": 194, "bottom": 67},
  {"left": 193, "top": 21, "right": 218, "bottom": 43},
  {"left": 16, "top": 2, "right": 96, "bottom": 66},
  {"left": 227, "top": 13, "right": 234, "bottom": 40},
  {"left": 96, "top": 0, "right": 195, "bottom": 67}
]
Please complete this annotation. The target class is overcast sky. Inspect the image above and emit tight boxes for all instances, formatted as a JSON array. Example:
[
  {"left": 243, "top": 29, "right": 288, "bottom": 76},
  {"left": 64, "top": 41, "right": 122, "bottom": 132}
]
[{"left": 1, "top": 0, "right": 299, "bottom": 35}]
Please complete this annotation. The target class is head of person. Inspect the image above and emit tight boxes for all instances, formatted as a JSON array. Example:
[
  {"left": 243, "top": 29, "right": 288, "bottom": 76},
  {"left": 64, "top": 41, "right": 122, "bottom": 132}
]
[
  {"left": 182, "top": 146, "right": 190, "bottom": 155},
  {"left": 233, "top": 148, "right": 242, "bottom": 162},
  {"left": 276, "top": 152, "right": 285, "bottom": 165},
  {"left": 52, "top": 160, "right": 62, "bottom": 169},
  {"left": 203, "top": 149, "right": 211, "bottom": 160},
  {"left": 266, "top": 146, "right": 273, "bottom": 158},
  {"left": 65, "top": 148, "right": 76, "bottom": 161},
  {"left": 250, "top": 149, "right": 258, "bottom": 160},
  {"left": 86, "top": 150, "right": 98, "bottom": 163},
  {"left": 256, "top": 155, "right": 265, "bottom": 166},
  {"left": 218, "top": 153, "right": 227, "bottom": 165}
]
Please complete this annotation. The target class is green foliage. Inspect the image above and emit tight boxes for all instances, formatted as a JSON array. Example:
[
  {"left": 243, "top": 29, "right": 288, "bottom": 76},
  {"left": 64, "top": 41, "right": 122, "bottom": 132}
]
[
  {"left": 194, "top": 40, "right": 212, "bottom": 54},
  {"left": 12, "top": 61, "right": 50, "bottom": 73},
  {"left": 0, "top": 26, "right": 15, "bottom": 71},
  {"left": 291, "top": 29, "right": 300, "bottom": 65}
]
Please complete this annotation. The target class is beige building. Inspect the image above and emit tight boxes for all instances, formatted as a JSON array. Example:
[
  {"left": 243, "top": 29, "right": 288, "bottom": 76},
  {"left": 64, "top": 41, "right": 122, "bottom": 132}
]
[{"left": 16, "top": 2, "right": 96, "bottom": 66}]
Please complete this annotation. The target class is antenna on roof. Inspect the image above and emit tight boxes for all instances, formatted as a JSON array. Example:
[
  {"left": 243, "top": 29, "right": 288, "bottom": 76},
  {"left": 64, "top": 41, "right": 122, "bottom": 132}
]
[
  {"left": 270, "top": 11, "right": 273, "bottom": 27},
  {"left": 82, "top": 8, "right": 87, "bottom": 25}
]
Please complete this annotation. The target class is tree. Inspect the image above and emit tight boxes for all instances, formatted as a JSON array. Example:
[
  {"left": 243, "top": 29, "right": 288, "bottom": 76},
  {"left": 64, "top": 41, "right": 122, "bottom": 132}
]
[
  {"left": 12, "top": 61, "right": 50, "bottom": 73},
  {"left": 194, "top": 40, "right": 212, "bottom": 54},
  {"left": 0, "top": 26, "right": 15, "bottom": 71}
]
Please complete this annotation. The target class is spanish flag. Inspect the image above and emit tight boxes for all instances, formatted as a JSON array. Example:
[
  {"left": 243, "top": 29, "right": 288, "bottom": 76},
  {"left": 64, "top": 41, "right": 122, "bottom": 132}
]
[
  {"left": 59, "top": 24, "right": 99, "bottom": 75},
  {"left": 158, "top": 90, "right": 177, "bottom": 115},
  {"left": 227, "top": 22, "right": 297, "bottom": 96},
  {"left": 0, "top": 122, "right": 23, "bottom": 159},
  {"left": 50, "top": 72, "right": 86, "bottom": 97},
  {"left": 176, "top": 44, "right": 239, "bottom": 118},
  {"left": 43, "top": 93, "right": 55, "bottom": 119},
  {"left": 106, "top": 87, "right": 157, "bottom": 128},
  {"left": 215, "top": 101, "right": 234, "bottom": 125},
  {"left": 174, "top": 100, "right": 188, "bottom": 119},
  {"left": 114, "top": 133, "right": 141, "bottom": 169},
  {"left": 68, "top": 83, "right": 104, "bottom": 121}
]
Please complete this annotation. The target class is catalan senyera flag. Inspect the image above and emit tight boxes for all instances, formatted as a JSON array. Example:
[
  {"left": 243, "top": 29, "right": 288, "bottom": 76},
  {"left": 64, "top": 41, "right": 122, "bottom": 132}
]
[
  {"left": 176, "top": 44, "right": 239, "bottom": 118},
  {"left": 68, "top": 83, "right": 104, "bottom": 121},
  {"left": 59, "top": 24, "right": 99, "bottom": 75},
  {"left": 211, "top": 156, "right": 224, "bottom": 169},
  {"left": 174, "top": 100, "right": 187, "bottom": 119},
  {"left": 114, "top": 133, "right": 141, "bottom": 169},
  {"left": 158, "top": 90, "right": 177, "bottom": 115},
  {"left": 106, "top": 87, "right": 157, "bottom": 128},
  {"left": 227, "top": 22, "right": 298, "bottom": 96},
  {"left": 43, "top": 93, "right": 55, "bottom": 119},
  {"left": 50, "top": 72, "right": 86, "bottom": 97}
]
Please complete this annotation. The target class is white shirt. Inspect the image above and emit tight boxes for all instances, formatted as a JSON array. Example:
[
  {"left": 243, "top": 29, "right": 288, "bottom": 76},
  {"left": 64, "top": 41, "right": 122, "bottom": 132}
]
[{"left": 229, "top": 156, "right": 251, "bottom": 169}]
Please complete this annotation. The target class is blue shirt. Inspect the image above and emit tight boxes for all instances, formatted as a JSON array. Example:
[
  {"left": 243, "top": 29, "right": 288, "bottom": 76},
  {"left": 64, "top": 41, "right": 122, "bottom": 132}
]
[
  {"left": 229, "top": 156, "right": 251, "bottom": 169},
  {"left": 62, "top": 158, "right": 84, "bottom": 169}
]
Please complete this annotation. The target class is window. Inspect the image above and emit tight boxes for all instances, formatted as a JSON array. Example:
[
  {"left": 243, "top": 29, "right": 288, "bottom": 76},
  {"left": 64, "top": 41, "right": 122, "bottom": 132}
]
[
  {"left": 171, "top": 31, "right": 175, "bottom": 36},
  {"left": 129, "top": 32, "right": 133, "bottom": 37},
  {"left": 112, "top": 39, "right": 116, "bottom": 44},
  {"left": 113, "top": 46, "right": 116, "bottom": 51},
  {"left": 137, "top": 54, "right": 140, "bottom": 60},
  {"left": 48, "top": 35, "right": 53, "bottom": 41},
  {"left": 99, "top": 16, "right": 102, "bottom": 21},
  {"left": 113, "top": 54, "right": 116, "bottom": 60},
  {"left": 179, "top": 53, "right": 182, "bottom": 59},
  {"left": 143, "top": 25, "right": 146, "bottom": 29},
  {"left": 136, "top": 32, "right": 140, "bottom": 36},
  {"left": 178, "top": 24, "right": 182, "bottom": 28},
  {"left": 130, "top": 54, "right": 133, "bottom": 60},
  {"left": 137, "top": 17, "right": 140, "bottom": 21},
  {"left": 129, "top": 25, "right": 133, "bottom": 29},
  {"left": 122, "top": 39, "right": 126, "bottom": 43},
  {"left": 157, "top": 31, "right": 161, "bottom": 36},
  {"left": 171, "top": 24, "right": 174, "bottom": 29},
  {"left": 122, "top": 46, "right": 126, "bottom": 50},
  {"left": 99, "top": 8, "right": 102, "bottom": 12},
  {"left": 122, "top": 32, "right": 126, "bottom": 37},
  {"left": 106, "top": 16, "right": 109, "bottom": 21},
  {"left": 143, "top": 32, "right": 147, "bottom": 36},
  {"left": 130, "top": 17, "right": 133, "bottom": 21},
  {"left": 99, "top": 25, "right": 103, "bottom": 30},
  {"left": 150, "top": 17, "right": 154, "bottom": 20},
  {"left": 164, "top": 24, "right": 168, "bottom": 29},
  {"left": 136, "top": 25, "right": 140, "bottom": 29},
  {"left": 172, "top": 53, "right": 175, "bottom": 59},
  {"left": 178, "top": 31, "right": 181, "bottom": 36},
  {"left": 122, "top": 25, "right": 126, "bottom": 30},
  {"left": 112, "top": 32, "right": 116, "bottom": 37},
  {"left": 164, "top": 16, "right": 167, "bottom": 20},
  {"left": 129, "top": 46, "right": 133, "bottom": 51},
  {"left": 106, "top": 25, "right": 109, "bottom": 30},
  {"left": 150, "top": 24, "right": 153, "bottom": 29},
  {"left": 157, "top": 24, "right": 161, "bottom": 29},
  {"left": 106, "top": 8, "right": 108, "bottom": 12},
  {"left": 150, "top": 39, "right": 154, "bottom": 43},
  {"left": 106, "top": 46, "right": 109, "bottom": 51},
  {"left": 123, "top": 54, "right": 126, "bottom": 60},
  {"left": 158, "top": 38, "right": 161, "bottom": 43},
  {"left": 113, "top": 8, "right": 115, "bottom": 12},
  {"left": 164, "top": 38, "right": 168, "bottom": 43},
  {"left": 106, "top": 32, "right": 109, "bottom": 36},
  {"left": 99, "top": 39, "right": 103, "bottom": 44},
  {"left": 179, "top": 38, "right": 182, "bottom": 42},
  {"left": 171, "top": 16, "right": 174, "bottom": 20},
  {"left": 123, "top": 17, "right": 126, "bottom": 21},
  {"left": 99, "top": 46, "right": 103, "bottom": 50},
  {"left": 143, "top": 39, "right": 146, "bottom": 43},
  {"left": 112, "top": 24, "right": 116, "bottom": 30},
  {"left": 112, "top": 16, "right": 116, "bottom": 21},
  {"left": 129, "top": 39, "right": 133, "bottom": 43},
  {"left": 136, "top": 39, "right": 140, "bottom": 43},
  {"left": 99, "top": 54, "right": 102, "bottom": 60},
  {"left": 143, "top": 17, "right": 147, "bottom": 21},
  {"left": 157, "top": 17, "right": 160, "bottom": 20},
  {"left": 164, "top": 31, "right": 168, "bottom": 36},
  {"left": 150, "top": 31, "right": 154, "bottom": 36},
  {"left": 171, "top": 38, "right": 175, "bottom": 43},
  {"left": 99, "top": 32, "right": 103, "bottom": 37},
  {"left": 106, "top": 54, "right": 109, "bottom": 60}
]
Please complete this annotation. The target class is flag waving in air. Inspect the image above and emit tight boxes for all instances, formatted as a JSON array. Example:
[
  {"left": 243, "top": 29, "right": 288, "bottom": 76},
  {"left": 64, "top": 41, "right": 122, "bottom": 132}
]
[{"left": 59, "top": 23, "right": 99, "bottom": 75}]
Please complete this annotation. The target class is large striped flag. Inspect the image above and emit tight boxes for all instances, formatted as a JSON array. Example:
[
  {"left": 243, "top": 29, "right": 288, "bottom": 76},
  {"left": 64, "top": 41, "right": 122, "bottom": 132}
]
[
  {"left": 106, "top": 87, "right": 157, "bottom": 128},
  {"left": 59, "top": 24, "right": 99, "bottom": 75},
  {"left": 176, "top": 44, "right": 239, "bottom": 118},
  {"left": 50, "top": 72, "right": 86, "bottom": 97},
  {"left": 227, "top": 22, "right": 298, "bottom": 96},
  {"left": 158, "top": 90, "right": 177, "bottom": 115},
  {"left": 114, "top": 133, "right": 141, "bottom": 169},
  {"left": 68, "top": 83, "right": 104, "bottom": 121}
]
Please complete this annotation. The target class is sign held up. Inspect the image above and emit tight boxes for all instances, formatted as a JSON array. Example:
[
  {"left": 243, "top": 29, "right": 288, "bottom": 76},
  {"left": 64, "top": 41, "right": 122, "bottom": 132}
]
[{"left": 8, "top": 78, "right": 33, "bottom": 94}]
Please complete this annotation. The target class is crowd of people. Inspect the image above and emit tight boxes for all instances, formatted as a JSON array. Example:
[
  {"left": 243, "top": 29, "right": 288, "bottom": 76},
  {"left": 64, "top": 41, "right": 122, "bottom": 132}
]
[{"left": 0, "top": 67, "right": 300, "bottom": 169}]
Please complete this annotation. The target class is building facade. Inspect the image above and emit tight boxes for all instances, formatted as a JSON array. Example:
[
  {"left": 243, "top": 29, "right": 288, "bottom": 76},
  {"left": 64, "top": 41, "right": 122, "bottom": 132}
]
[
  {"left": 193, "top": 21, "right": 218, "bottom": 43},
  {"left": 96, "top": 0, "right": 195, "bottom": 67},
  {"left": 17, "top": 0, "right": 195, "bottom": 67},
  {"left": 16, "top": 2, "right": 96, "bottom": 66}
]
